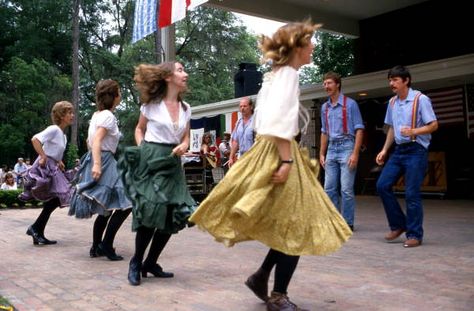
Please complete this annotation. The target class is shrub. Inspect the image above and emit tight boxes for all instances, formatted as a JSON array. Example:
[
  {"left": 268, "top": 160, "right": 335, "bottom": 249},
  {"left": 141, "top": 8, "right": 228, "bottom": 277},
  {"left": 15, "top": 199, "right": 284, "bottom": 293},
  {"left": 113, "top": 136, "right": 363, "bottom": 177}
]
[
  {"left": 65, "top": 143, "right": 79, "bottom": 169},
  {"left": 0, "top": 190, "right": 43, "bottom": 208}
]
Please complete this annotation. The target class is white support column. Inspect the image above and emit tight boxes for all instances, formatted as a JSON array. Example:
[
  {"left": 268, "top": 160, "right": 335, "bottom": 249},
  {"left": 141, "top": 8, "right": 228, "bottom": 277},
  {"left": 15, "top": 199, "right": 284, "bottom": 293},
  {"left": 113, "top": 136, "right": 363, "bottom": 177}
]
[{"left": 161, "top": 25, "right": 176, "bottom": 62}]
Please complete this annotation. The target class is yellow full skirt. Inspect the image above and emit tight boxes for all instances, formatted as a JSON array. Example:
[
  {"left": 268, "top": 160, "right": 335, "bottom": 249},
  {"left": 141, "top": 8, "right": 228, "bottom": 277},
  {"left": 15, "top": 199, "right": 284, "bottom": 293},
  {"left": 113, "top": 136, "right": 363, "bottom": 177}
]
[{"left": 189, "top": 136, "right": 352, "bottom": 256}]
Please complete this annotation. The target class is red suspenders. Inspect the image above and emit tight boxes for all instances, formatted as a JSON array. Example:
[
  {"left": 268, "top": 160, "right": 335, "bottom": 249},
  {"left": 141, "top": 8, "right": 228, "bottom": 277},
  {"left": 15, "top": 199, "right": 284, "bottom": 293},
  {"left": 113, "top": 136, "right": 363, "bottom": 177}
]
[
  {"left": 325, "top": 96, "right": 347, "bottom": 136},
  {"left": 342, "top": 96, "right": 348, "bottom": 134},
  {"left": 389, "top": 92, "right": 422, "bottom": 141}
]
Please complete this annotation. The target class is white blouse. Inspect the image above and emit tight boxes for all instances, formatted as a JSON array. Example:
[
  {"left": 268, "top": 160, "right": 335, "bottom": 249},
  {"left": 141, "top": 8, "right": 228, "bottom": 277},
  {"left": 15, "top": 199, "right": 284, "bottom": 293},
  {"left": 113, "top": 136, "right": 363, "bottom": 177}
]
[
  {"left": 87, "top": 110, "right": 120, "bottom": 153},
  {"left": 254, "top": 66, "right": 300, "bottom": 141},
  {"left": 1, "top": 182, "right": 18, "bottom": 190},
  {"left": 141, "top": 100, "right": 191, "bottom": 144},
  {"left": 33, "top": 125, "right": 67, "bottom": 161}
]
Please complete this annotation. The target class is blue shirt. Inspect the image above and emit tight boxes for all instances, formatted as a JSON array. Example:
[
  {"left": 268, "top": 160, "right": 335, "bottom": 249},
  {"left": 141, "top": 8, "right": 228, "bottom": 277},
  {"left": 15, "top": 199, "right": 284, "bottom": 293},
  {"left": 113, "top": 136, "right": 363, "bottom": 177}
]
[
  {"left": 384, "top": 88, "right": 437, "bottom": 149},
  {"left": 321, "top": 94, "right": 364, "bottom": 141},
  {"left": 231, "top": 115, "right": 254, "bottom": 155}
]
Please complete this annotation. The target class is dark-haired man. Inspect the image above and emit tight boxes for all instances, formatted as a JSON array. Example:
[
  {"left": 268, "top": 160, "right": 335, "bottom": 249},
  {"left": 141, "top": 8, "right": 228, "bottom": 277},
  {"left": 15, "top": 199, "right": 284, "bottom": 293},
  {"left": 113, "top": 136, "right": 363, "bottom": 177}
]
[{"left": 376, "top": 65, "right": 438, "bottom": 248}]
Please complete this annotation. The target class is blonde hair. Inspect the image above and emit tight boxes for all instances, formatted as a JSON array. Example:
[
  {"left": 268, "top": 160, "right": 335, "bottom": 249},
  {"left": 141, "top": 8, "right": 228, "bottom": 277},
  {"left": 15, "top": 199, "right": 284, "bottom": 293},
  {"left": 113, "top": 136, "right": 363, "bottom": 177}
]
[
  {"left": 134, "top": 62, "right": 186, "bottom": 105},
  {"left": 260, "top": 20, "right": 321, "bottom": 66},
  {"left": 51, "top": 101, "right": 74, "bottom": 125}
]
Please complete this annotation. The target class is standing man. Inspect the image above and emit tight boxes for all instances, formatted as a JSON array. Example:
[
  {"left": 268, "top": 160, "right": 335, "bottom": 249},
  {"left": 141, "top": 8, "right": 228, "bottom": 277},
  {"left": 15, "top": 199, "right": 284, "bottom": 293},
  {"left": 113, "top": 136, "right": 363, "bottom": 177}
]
[
  {"left": 376, "top": 65, "right": 438, "bottom": 248},
  {"left": 14, "top": 157, "right": 28, "bottom": 185},
  {"left": 228, "top": 97, "right": 255, "bottom": 167},
  {"left": 320, "top": 72, "right": 364, "bottom": 231}
]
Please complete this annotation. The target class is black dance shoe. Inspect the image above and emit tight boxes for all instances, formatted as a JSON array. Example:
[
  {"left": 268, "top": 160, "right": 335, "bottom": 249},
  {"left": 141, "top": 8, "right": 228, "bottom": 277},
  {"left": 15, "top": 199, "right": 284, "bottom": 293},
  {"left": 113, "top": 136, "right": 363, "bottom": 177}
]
[
  {"left": 97, "top": 243, "right": 123, "bottom": 261},
  {"left": 89, "top": 244, "right": 104, "bottom": 258},
  {"left": 141, "top": 263, "right": 174, "bottom": 278},
  {"left": 26, "top": 226, "right": 40, "bottom": 245},
  {"left": 26, "top": 226, "right": 57, "bottom": 245},
  {"left": 39, "top": 235, "right": 57, "bottom": 245},
  {"left": 128, "top": 257, "right": 142, "bottom": 286}
]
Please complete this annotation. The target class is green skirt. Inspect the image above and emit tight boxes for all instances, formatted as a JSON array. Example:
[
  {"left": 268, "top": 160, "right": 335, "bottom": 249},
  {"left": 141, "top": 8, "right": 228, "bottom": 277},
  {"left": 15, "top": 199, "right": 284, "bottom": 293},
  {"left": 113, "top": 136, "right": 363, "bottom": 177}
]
[{"left": 118, "top": 142, "right": 196, "bottom": 233}]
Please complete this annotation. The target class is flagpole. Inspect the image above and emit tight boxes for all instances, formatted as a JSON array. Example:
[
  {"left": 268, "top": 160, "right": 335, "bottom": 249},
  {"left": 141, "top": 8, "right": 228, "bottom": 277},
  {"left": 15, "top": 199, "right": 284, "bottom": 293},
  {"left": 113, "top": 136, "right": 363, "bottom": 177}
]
[
  {"left": 154, "top": 0, "right": 163, "bottom": 63},
  {"left": 161, "top": 24, "right": 176, "bottom": 62}
]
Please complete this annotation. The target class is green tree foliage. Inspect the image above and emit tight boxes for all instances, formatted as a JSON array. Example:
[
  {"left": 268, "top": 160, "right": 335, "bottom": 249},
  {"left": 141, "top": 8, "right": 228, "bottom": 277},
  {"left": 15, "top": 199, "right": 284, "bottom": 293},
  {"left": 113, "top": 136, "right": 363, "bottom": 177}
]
[
  {"left": 69, "top": 0, "right": 140, "bottom": 149},
  {"left": 312, "top": 32, "right": 355, "bottom": 82},
  {"left": 0, "top": 124, "right": 26, "bottom": 164},
  {"left": 64, "top": 143, "right": 79, "bottom": 170},
  {"left": 299, "top": 65, "right": 320, "bottom": 86},
  {"left": 175, "top": 7, "right": 260, "bottom": 105},
  {"left": 0, "top": 0, "right": 354, "bottom": 166},
  {"left": 74, "top": 3, "right": 260, "bottom": 145},
  {"left": 0, "top": 57, "right": 71, "bottom": 165},
  {"left": 0, "top": 0, "right": 72, "bottom": 71},
  {"left": 0, "top": 0, "right": 73, "bottom": 166}
]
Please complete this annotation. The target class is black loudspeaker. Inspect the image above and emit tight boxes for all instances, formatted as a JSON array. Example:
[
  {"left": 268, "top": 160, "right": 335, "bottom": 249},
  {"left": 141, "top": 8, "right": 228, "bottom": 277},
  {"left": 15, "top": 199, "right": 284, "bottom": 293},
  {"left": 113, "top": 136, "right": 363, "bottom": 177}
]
[{"left": 234, "top": 63, "right": 263, "bottom": 97}]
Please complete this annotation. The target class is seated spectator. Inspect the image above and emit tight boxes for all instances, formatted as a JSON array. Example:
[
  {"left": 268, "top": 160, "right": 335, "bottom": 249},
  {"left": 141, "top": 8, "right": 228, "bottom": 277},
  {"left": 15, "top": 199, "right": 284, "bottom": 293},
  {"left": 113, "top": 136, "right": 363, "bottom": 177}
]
[
  {"left": 200, "top": 133, "right": 218, "bottom": 168},
  {"left": 1, "top": 172, "right": 18, "bottom": 190}
]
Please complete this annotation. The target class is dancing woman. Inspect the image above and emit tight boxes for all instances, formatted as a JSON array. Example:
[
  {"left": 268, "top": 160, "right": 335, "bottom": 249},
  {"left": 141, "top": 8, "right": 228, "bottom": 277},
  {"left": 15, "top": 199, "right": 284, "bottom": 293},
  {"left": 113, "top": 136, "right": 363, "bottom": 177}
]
[
  {"left": 69, "top": 79, "right": 132, "bottom": 260},
  {"left": 119, "top": 62, "right": 196, "bottom": 286},
  {"left": 189, "top": 21, "right": 352, "bottom": 311},
  {"left": 22, "top": 101, "right": 75, "bottom": 245}
]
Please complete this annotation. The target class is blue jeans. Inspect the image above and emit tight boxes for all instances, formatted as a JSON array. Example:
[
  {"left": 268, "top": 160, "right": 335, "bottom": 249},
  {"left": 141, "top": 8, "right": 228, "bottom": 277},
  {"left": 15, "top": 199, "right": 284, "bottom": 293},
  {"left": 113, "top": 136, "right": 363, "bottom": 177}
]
[
  {"left": 324, "top": 139, "right": 357, "bottom": 226},
  {"left": 376, "top": 142, "right": 428, "bottom": 241}
]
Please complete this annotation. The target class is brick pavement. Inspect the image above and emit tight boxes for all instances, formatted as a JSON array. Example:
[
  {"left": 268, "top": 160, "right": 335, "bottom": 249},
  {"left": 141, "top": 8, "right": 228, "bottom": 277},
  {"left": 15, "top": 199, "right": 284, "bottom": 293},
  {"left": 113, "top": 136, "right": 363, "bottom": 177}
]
[{"left": 0, "top": 196, "right": 473, "bottom": 311}]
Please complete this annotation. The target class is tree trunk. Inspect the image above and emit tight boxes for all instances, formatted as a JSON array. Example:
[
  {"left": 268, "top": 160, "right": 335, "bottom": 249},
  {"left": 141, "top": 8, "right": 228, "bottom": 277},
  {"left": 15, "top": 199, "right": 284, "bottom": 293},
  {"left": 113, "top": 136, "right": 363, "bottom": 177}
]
[{"left": 71, "top": 0, "right": 80, "bottom": 146}]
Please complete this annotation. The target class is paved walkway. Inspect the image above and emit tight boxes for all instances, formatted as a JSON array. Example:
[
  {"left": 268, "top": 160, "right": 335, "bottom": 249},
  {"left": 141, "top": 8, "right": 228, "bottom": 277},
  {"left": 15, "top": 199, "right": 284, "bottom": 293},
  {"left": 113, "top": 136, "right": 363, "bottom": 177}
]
[{"left": 0, "top": 196, "right": 473, "bottom": 311}]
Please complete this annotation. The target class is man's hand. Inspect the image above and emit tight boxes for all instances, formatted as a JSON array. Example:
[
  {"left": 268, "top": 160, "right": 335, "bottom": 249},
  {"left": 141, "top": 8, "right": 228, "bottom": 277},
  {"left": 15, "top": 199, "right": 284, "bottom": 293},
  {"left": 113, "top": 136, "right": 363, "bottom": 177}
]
[
  {"left": 347, "top": 153, "right": 359, "bottom": 170},
  {"left": 228, "top": 157, "right": 236, "bottom": 168},
  {"left": 319, "top": 154, "right": 326, "bottom": 169},
  {"left": 376, "top": 150, "right": 387, "bottom": 166}
]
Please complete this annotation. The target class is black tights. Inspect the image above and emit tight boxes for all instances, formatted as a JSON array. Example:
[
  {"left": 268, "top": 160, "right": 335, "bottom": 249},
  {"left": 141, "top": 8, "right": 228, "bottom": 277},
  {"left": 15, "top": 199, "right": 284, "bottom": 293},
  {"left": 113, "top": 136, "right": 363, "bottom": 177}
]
[
  {"left": 31, "top": 198, "right": 60, "bottom": 235},
  {"left": 133, "top": 226, "right": 171, "bottom": 267},
  {"left": 92, "top": 209, "right": 132, "bottom": 247},
  {"left": 260, "top": 248, "right": 300, "bottom": 294}
]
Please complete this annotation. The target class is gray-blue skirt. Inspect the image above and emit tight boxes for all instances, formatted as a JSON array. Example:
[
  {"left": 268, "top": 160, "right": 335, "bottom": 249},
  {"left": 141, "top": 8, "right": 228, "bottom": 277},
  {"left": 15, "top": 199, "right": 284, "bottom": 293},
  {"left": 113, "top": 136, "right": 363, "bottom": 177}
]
[{"left": 69, "top": 151, "right": 132, "bottom": 218}]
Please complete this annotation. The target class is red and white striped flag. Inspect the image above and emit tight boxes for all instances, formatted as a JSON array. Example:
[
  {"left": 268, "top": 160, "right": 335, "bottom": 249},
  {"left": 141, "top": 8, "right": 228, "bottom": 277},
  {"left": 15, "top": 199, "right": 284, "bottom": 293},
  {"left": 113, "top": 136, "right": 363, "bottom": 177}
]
[
  {"left": 465, "top": 84, "right": 474, "bottom": 139},
  {"left": 425, "top": 86, "right": 465, "bottom": 126},
  {"left": 159, "top": 0, "right": 208, "bottom": 28}
]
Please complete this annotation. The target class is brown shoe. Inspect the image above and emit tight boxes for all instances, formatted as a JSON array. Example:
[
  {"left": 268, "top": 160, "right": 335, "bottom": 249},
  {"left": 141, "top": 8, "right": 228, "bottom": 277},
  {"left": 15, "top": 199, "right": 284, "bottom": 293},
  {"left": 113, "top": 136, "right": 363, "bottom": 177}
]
[
  {"left": 245, "top": 268, "right": 270, "bottom": 302},
  {"left": 404, "top": 239, "right": 422, "bottom": 248},
  {"left": 384, "top": 228, "right": 406, "bottom": 241},
  {"left": 266, "top": 291, "right": 308, "bottom": 311}
]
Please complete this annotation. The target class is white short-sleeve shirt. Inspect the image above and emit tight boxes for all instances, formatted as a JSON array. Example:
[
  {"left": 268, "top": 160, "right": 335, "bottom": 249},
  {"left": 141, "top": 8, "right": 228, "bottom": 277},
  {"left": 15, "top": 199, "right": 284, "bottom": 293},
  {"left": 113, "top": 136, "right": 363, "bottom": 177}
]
[
  {"left": 33, "top": 125, "right": 67, "bottom": 161},
  {"left": 141, "top": 100, "right": 191, "bottom": 144},
  {"left": 87, "top": 110, "right": 120, "bottom": 153}
]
